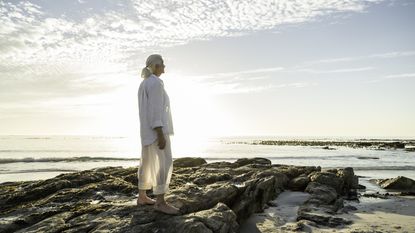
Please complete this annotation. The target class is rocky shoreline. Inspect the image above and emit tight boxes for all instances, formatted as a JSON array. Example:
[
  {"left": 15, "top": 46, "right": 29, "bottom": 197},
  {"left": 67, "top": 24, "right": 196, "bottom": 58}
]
[
  {"left": 225, "top": 139, "right": 415, "bottom": 151},
  {"left": 0, "top": 157, "right": 410, "bottom": 233}
]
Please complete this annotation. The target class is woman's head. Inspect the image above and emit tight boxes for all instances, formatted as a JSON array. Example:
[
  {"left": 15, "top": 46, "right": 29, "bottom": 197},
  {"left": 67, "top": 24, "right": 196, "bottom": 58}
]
[{"left": 141, "top": 54, "right": 165, "bottom": 79}]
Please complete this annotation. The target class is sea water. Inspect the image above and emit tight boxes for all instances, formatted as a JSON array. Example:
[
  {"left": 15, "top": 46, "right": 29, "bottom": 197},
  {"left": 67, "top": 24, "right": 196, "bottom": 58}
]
[{"left": 0, "top": 135, "right": 414, "bottom": 184}]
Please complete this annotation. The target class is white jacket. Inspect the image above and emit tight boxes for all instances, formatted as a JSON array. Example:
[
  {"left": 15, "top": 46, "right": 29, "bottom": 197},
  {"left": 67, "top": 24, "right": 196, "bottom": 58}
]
[{"left": 138, "top": 74, "right": 174, "bottom": 146}]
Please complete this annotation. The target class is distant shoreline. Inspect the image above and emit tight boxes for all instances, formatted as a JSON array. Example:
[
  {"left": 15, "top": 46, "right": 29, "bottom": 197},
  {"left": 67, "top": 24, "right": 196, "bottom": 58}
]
[{"left": 225, "top": 139, "right": 415, "bottom": 150}]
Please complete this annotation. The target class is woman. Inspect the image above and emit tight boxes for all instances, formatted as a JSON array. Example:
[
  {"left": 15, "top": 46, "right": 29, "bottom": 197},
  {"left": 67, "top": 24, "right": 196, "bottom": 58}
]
[{"left": 136, "top": 54, "right": 180, "bottom": 215}]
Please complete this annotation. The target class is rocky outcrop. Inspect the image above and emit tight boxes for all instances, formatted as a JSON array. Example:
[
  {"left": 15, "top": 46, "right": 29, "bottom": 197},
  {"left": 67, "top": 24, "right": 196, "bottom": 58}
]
[
  {"left": 0, "top": 157, "right": 358, "bottom": 233},
  {"left": 374, "top": 176, "right": 415, "bottom": 192},
  {"left": 297, "top": 167, "right": 359, "bottom": 227}
]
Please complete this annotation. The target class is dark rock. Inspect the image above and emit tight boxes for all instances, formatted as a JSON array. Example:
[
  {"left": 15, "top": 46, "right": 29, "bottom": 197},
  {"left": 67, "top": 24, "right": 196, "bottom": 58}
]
[
  {"left": 309, "top": 172, "right": 344, "bottom": 194},
  {"left": 357, "top": 184, "right": 366, "bottom": 189},
  {"left": 173, "top": 157, "right": 207, "bottom": 167},
  {"left": 305, "top": 182, "right": 338, "bottom": 205},
  {"left": 288, "top": 175, "right": 310, "bottom": 191},
  {"left": 233, "top": 157, "right": 271, "bottom": 167},
  {"left": 297, "top": 211, "right": 352, "bottom": 227},
  {"left": 361, "top": 192, "right": 389, "bottom": 199},
  {"left": 375, "top": 176, "right": 415, "bottom": 192},
  {"left": 0, "top": 158, "right": 359, "bottom": 232}
]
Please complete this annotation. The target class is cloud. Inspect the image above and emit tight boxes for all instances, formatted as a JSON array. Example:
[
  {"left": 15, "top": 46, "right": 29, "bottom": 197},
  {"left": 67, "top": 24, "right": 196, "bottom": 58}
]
[
  {"left": 304, "top": 50, "right": 415, "bottom": 65},
  {"left": 364, "top": 72, "right": 415, "bottom": 83},
  {"left": 176, "top": 66, "right": 319, "bottom": 94},
  {"left": 1, "top": 0, "right": 386, "bottom": 65},
  {"left": 288, "top": 66, "right": 375, "bottom": 74},
  {"left": 0, "top": 0, "right": 386, "bottom": 103},
  {"left": 384, "top": 73, "right": 415, "bottom": 79}
]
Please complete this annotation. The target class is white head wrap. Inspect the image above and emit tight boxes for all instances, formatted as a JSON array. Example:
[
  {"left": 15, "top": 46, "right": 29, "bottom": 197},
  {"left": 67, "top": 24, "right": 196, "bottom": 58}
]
[{"left": 141, "top": 54, "right": 163, "bottom": 79}]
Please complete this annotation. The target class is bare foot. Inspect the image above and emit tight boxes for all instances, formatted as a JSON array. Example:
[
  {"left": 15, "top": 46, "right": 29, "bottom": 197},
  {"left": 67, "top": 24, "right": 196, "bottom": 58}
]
[
  {"left": 153, "top": 202, "right": 180, "bottom": 215},
  {"left": 137, "top": 196, "right": 156, "bottom": 205}
]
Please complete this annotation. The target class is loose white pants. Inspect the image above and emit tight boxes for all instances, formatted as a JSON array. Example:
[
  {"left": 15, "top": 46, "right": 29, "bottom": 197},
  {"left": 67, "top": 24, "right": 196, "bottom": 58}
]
[{"left": 138, "top": 133, "right": 173, "bottom": 195}]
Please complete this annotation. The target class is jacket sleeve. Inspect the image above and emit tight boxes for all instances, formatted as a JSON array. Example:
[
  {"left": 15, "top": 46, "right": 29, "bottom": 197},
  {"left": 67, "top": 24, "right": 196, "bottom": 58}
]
[{"left": 147, "top": 80, "right": 164, "bottom": 129}]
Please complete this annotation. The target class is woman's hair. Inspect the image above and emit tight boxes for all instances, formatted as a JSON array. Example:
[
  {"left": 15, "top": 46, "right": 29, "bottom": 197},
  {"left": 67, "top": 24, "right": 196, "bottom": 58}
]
[{"left": 141, "top": 54, "right": 163, "bottom": 79}]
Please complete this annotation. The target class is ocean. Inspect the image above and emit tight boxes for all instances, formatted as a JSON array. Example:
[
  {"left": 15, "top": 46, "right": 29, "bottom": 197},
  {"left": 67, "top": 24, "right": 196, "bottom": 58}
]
[{"left": 1, "top": 135, "right": 414, "bottom": 188}]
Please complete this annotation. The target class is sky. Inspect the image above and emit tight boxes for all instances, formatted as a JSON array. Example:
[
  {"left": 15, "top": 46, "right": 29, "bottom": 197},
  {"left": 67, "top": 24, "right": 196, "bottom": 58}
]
[{"left": 1, "top": 0, "right": 414, "bottom": 141}]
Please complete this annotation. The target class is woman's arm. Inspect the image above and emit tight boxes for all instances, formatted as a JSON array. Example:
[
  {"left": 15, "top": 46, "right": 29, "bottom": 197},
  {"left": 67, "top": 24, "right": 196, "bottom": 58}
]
[{"left": 147, "top": 81, "right": 166, "bottom": 149}]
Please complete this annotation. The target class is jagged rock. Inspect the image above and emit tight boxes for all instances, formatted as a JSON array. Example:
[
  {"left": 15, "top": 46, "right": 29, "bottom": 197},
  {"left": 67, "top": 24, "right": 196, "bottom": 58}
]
[
  {"left": 375, "top": 176, "right": 415, "bottom": 192},
  {"left": 120, "top": 202, "right": 239, "bottom": 233},
  {"left": 305, "top": 182, "right": 338, "bottom": 205},
  {"left": 173, "top": 157, "right": 207, "bottom": 167},
  {"left": 0, "top": 158, "right": 359, "bottom": 232},
  {"left": 308, "top": 171, "right": 344, "bottom": 194},
  {"left": 296, "top": 168, "right": 359, "bottom": 227}
]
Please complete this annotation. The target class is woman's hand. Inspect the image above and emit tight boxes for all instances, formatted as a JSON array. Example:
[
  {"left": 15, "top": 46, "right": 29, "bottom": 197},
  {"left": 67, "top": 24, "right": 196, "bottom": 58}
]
[
  {"left": 154, "top": 127, "right": 166, "bottom": 150},
  {"left": 157, "top": 134, "right": 166, "bottom": 150}
]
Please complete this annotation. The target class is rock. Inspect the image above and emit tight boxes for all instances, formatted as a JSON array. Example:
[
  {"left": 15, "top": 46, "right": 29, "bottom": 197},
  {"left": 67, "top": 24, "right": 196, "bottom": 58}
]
[
  {"left": 375, "top": 176, "right": 415, "bottom": 192},
  {"left": 173, "top": 157, "right": 207, "bottom": 167},
  {"left": 233, "top": 157, "right": 271, "bottom": 167},
  {"left": 336, "top": 167, "right": 359, "bottom": 199},
  {"left": 361, "top": 192, "right": 389, "bottom": 199},
  {"left": 121, "top": 202, "right": 239, "bottom": 233},
  {"left": 288, "top": 175, "right": 310, "bottom": 191},
  {"left": 0, "top": 158, "right": 360, "bottom": 232},
  {"left": 297, "top": 211, "right": 352, "bottom": 227},
  {"left": 308, "top": 172, "right": 344, "bottom": 194},
  {"left": 357, "top": 184, "right": 366, "bottom": 189},
  {"left": 274, "top": 165, "right": 320, "bottom": 179},
  {"left": 341, "top": 205, "right": 358, "bottom": 213},
  {"left": 297, "top": 178, "right": 354, "bottom": 227},
  {"left": 305, "top": 182, "right": 338, "bottom": 205}
]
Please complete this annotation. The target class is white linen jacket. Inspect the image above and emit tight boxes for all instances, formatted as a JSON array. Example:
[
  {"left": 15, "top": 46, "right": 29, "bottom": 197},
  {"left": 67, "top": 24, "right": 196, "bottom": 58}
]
[{"left": 138, "top": 74, "right": 174, "bottom": 146}]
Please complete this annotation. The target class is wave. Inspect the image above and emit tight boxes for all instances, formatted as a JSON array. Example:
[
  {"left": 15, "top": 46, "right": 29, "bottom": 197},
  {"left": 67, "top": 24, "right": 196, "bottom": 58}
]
[
  {"left": 0, "top": 156, "right": 138, "bottom": 164},
  {"left": 0, "top": 168, "right": 79, "bottom": 174},
  {"left": 0, "top": 149, "right": 121, "bottom": 153}
]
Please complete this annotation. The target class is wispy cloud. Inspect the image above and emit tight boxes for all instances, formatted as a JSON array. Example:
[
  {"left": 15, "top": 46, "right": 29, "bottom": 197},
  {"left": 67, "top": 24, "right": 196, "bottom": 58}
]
[
  {"left": 288, "top": 66, "right": 375, "bottom": 74},
  {"left": 0, "top": 0, "right": 386, "bottom": 102},
  {"left": 384, "top": 73, "right": 415, "bottom": 79},
  {"left": 1, "top": 0, "right": 386, "bottom": 66},
  {"left": 304, "top": 50, "right": 415, "bottom": 65},
  {"left": 364, "top": 72, "right": 415, "bottom": 83}
]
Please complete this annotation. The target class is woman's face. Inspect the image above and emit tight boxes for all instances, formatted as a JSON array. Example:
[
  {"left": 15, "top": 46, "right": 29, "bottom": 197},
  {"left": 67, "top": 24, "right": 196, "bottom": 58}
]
[{"left": 154, "top": 60, "right": 165, "bottom": 76}]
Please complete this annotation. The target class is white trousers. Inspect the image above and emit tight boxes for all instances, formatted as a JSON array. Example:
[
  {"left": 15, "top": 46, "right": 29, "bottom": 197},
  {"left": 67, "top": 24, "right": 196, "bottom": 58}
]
[{"left": 138, "top": 133, "right": 173, "bottom": 195}]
